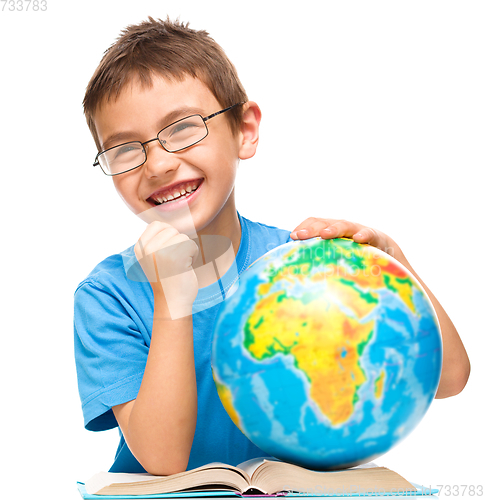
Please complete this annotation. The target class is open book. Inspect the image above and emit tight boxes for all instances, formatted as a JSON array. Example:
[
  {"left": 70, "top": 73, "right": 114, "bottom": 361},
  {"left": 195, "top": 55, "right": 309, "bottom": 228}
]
[{"left": 84, "top": 458, "right": 418, "bottom": 496}]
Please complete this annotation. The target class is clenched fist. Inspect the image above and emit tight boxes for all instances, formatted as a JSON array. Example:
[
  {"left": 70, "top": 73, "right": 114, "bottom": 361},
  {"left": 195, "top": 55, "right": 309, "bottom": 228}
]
[{"left": 135, "top": 221, "right": 199, "bottom": 320}]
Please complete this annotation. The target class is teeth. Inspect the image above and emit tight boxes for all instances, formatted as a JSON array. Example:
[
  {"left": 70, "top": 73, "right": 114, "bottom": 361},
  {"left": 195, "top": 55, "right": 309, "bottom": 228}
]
[{"left": 153, "top": 182, "right": 200, "bottom": 205}]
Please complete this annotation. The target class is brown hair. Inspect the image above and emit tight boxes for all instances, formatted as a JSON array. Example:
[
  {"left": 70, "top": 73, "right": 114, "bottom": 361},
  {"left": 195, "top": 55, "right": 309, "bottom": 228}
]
[{"left": 83, "top": 17, "right": 248, "bottom": 151}]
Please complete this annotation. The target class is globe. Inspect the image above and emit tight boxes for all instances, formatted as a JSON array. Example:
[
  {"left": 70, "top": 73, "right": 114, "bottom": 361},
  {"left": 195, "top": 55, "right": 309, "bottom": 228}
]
[{"left": 212, "top": 237, "right": 442, "bottom": 470}]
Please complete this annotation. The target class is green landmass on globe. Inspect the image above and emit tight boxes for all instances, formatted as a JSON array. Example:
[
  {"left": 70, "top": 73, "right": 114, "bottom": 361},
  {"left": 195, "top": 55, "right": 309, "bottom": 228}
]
[{"left": 212, "top": 237, "right": 442, "bottom": 470}]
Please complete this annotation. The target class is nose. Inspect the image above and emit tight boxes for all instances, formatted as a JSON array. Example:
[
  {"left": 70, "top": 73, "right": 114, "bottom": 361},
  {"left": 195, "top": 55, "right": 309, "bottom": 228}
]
[{"left": 142, "top": 137, "right": 180, "bottom": 178}]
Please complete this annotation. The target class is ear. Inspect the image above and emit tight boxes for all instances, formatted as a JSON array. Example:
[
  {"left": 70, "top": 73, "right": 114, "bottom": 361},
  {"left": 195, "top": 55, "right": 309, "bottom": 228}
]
[{"left": 238, "top": 101, "right": 262, "bottom": 160}]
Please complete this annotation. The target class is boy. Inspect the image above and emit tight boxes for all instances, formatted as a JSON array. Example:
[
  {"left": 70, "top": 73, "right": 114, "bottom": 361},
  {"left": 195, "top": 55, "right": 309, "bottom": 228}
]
[{"left": 74, "top": 17, "right": 470, "bottom": 476}]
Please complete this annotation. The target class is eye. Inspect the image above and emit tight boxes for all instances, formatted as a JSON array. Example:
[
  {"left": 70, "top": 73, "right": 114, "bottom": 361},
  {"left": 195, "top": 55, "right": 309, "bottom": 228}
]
[
  {"left": 104, "top": 142, "right": 144, "bottom": 167},
  {"left": 114, "top": 144, "right": 138, "bottom": 157},
  {"left": 169, "top": 120, "right": 198, "bottom": 137},
  {"left": 159, "top": 115, "right": 206, "bottom": 151}
]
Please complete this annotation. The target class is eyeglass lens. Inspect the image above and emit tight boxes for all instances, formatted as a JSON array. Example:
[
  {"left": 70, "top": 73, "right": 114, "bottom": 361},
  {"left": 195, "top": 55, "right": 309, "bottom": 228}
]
[
  {"left": 99, "top": 142, "right": 145, "bottom": 175},
  {"left": 161, "top": 115, "right": 207, "bottom": 152},
  {"left": 98, "top": 115, "right": 208, "bottom": 175}
]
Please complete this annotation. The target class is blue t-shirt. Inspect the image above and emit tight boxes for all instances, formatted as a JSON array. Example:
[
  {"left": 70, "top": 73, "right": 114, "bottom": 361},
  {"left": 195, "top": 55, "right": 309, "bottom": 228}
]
[{"left": 74, "top": 213, "right": 292, "bottom": 473}]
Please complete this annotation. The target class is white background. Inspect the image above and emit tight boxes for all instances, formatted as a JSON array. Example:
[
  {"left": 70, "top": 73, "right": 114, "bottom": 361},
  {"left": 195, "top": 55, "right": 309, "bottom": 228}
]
[{"left": 1, "top": 1, "right": 483, "bottom": 498}]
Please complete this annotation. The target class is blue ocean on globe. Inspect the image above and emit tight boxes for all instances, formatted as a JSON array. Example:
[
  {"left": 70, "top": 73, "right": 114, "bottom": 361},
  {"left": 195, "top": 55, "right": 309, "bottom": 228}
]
[{"left": 212, "top": 238, "right": 442, "bottom": 469}]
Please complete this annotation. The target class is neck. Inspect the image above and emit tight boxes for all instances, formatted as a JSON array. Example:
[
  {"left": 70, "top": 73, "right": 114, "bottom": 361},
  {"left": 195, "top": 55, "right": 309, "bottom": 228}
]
[
  {"left": 197, "top": 189, "right": 241, "bottom": 251},
  {"left": 193, "top": 195, "right": 241, "bottom": 287}
]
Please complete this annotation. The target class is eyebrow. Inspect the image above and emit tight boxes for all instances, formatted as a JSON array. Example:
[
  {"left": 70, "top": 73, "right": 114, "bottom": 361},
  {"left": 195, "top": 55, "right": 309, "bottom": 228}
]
[{"left": 101, "top": 106, "right": 206, "bottom": 151}]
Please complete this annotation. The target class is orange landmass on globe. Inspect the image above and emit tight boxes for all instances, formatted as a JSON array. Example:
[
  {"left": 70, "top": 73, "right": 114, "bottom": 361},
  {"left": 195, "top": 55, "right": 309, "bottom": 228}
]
[
  {"left": 260, "top": 242, "right": 419, "bottom": 315},
  {"left": 214, "top": 378, "right": 241, "bottom": 429},
  {"left": 244, "top": 241, "right": 424, "bottom": 426},
  {"left": 374, "top": 370, "right": 385, "bottom": 399},
  {"left": 245, "top": 281, "right": 376, "bottom": 426}
]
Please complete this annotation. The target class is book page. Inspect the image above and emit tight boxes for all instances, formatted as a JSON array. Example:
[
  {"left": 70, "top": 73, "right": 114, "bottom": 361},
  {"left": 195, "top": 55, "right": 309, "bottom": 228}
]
[
  {"left": 236, "top": 458, "right": 270, "bottom": 477},
  {"left": 85, "top": 463, "right": 248, "bottom": 495},
  {"left": 85, "top": 472, "right": 154, "bottom": 494},
  {"left": 237, "top": 457, "right": 380, "bottom": 478},
  {"left": 237, "top": 457, "right": 379, "bottom": 477},
  {"left": 251, "top": 463, "right": 416, "bottom": 496}
]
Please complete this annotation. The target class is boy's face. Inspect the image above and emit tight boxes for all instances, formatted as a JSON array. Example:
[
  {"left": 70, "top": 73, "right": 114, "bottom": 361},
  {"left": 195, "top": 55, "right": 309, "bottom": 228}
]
[{"left": 93, "top": 76, "right": 258, "bottom": 237}]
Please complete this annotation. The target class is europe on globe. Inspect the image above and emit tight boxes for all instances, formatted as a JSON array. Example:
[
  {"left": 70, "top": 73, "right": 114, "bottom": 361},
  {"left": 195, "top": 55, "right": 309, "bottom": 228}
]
[{"left": 212, "top": 238, "right": 442, "bottom": 470}]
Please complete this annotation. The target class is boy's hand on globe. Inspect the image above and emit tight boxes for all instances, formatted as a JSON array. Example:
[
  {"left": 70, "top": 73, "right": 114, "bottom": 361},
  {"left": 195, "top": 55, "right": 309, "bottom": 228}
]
[
  {"left": 290, "top": 217, "right": 398, "bottom": 257},
  {"left": 135, "top": 221, "right": 199, "bottom": 319}
]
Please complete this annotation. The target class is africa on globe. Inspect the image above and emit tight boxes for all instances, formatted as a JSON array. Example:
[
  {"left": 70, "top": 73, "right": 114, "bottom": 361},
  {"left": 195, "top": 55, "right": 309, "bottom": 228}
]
[{"left": 212, "top": 238, "right": 442, "bottom": 470}]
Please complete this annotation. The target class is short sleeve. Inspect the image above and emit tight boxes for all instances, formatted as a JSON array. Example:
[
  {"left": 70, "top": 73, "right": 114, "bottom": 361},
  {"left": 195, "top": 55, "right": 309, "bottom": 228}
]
[{"left": 74, "top": 279, "right": 150, "bottom": 431}]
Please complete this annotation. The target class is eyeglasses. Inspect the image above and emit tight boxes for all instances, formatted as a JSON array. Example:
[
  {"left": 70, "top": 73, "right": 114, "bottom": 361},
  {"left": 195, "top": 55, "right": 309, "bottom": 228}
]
[{"left": 93, "top": 102, "right": 244, "bottom": 176}]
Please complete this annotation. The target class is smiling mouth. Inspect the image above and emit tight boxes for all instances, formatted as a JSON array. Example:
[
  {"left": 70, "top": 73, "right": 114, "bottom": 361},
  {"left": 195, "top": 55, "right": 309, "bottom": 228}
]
[{"left": 148, "top": 179, "right": 203, "bottom": 206}]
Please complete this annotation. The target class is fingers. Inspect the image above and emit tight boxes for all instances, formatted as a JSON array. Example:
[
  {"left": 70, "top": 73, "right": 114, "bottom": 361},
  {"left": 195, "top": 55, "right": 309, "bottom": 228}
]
[
  {"left": 352, "top": 227, "right": 376, "bottom": 244},
  {"left": 290, "top": 217, "right": 386, "bottom": 250},
  {"left": 136, "top": 222, "right": 198, "bottom": 257},
  {"left": 135, "top": 221, "right": 176, "bottom": 261},
  {"left": 352, "top": 227, "right": 385, "bottom": 250},
  {"left": 142, "top": 231, "right": 188, "bottom": 258},
  {"left": 133, "top": 223, "right": 201, "bottom": 319},
  {"left": 290, "top": 218, "right": 339, "bottom": 240},
  {"left": 152, "top": 237, "right": 199, "bottom": 279},
  {"left": 318, "top": 220, "right": 362, "bottom": 240},
  {"left": 135, "top": 221, "right": 200, "bottom": 282}
]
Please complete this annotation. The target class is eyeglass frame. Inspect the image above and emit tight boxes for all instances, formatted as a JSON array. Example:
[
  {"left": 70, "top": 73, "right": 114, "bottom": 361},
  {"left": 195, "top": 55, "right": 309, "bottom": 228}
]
[{"left": 93, "top": 102, "right": 245, "bottom": 176}]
